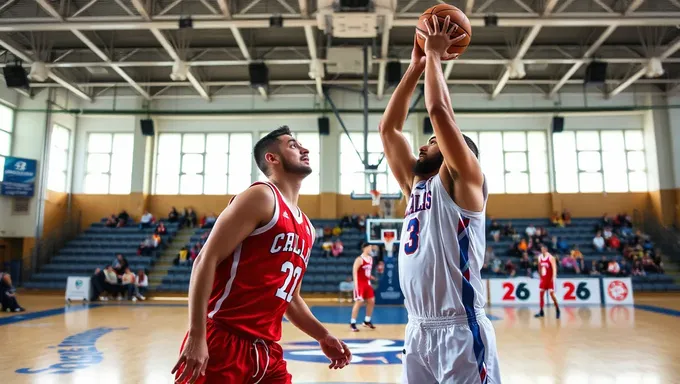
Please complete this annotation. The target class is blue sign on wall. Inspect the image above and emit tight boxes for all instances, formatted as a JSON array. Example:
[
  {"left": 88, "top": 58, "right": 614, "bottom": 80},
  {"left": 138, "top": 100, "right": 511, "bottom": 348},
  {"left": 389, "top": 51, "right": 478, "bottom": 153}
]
[
  {"left": 1, "top": 156, "right": 37, "bottom": 197},
  {"left": 375, "top": 256, "right": 404, "bottom": 305}
]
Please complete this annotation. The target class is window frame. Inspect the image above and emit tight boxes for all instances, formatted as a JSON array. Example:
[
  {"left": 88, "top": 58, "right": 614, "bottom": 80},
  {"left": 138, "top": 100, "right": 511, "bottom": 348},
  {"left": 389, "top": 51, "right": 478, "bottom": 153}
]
[
  {"left": 47, "top": 124, "right": 71, "bottom": 192},
  {"left": 0, "top": 103, "right": 14, "bottom": 183},
  {"left": 84, "top": 132, "right": 134, "bottom": 194}
]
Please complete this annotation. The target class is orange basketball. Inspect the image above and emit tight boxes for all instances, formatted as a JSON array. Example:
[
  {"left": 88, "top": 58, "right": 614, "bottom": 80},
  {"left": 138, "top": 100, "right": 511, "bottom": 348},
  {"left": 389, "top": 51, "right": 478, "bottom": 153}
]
[{"left": 416, "top": 4, "right": 472, "bottom": 60}]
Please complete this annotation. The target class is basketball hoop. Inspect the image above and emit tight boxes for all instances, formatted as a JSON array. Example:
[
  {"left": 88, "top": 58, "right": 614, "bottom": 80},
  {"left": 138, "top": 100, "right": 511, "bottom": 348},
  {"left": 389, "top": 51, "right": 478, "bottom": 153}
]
[
  {"left": 370, "top": 190, "right": 381, "bottom": 206},
  {"left": 381, "top": 229, "right": 397, "bottom": 258}
]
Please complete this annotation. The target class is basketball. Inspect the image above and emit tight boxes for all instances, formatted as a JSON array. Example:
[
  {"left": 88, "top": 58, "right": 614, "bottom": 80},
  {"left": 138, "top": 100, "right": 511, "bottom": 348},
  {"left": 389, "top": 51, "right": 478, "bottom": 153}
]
[{"left": 416, "top": 4, "right": 472, "bottom": 60}]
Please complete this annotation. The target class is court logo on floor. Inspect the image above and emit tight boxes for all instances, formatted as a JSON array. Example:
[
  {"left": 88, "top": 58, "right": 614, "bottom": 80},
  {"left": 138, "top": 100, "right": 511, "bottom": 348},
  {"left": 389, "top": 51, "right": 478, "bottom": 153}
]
[
  {"left": 16, "top": 327, "right": 127, "bottom": 375},
  {"left": 284, "top": 339, "right": 404, "bottom": 364}
]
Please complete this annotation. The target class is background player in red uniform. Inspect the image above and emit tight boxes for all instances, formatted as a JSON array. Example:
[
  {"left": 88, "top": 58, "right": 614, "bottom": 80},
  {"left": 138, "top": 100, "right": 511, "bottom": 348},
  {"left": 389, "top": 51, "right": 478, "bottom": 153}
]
[
  {"left": 535, "top": 246, "right": 560, "bottom": 319},
  {"left": 350, "top": 243, "right": 377, "bottom": 331},
  {"left": 172, "top": 127, "right": 352, "bottom": 384}
]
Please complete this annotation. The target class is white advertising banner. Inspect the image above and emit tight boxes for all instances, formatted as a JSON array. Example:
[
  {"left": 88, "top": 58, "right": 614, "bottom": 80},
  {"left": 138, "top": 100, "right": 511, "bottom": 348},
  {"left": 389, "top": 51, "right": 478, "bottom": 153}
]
[
  {"left": 554, "top": 278, "right": 602, "bottom": 305},
  {"left": 602, "top": 277, "right": 634, "bottom": 305},
  {"left": 488, "top": 277, "right": 540, "bottom": 305},
  {"left": 65, "top": 276, "right": 91, "bottom": 302}
]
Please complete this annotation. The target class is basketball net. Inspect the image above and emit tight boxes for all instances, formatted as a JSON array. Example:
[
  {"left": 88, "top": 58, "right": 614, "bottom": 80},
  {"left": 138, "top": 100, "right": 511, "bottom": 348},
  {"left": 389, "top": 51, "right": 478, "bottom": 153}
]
[
  {"left": 382, "top": 230, "right": 396, "bottom": 258},
  {"left": 370, "top": 190, "right": 381, "bottom": 206}
]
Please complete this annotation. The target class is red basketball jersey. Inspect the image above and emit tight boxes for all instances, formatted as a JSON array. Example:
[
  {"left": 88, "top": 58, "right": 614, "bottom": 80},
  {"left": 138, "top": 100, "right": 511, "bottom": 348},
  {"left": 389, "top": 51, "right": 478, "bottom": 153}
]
[
  {"left": 356, "top": 255, "right": 373, "bottom": 286},
  {"left": 539, "top": 254, "right": 554, "bottom": 282},
  {"left": 206, "top": 181, "right": 314, "bottom": 342}
]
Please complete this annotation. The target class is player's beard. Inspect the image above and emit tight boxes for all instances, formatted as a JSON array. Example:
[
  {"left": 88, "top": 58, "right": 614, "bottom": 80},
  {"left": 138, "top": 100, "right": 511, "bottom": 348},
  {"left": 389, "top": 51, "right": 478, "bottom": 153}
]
[
  {"left": 413, "top": 151, "right": 444, "bottom": 176},
  {"left": 281, "top": 156, "right": 313, "bottom": 177}
]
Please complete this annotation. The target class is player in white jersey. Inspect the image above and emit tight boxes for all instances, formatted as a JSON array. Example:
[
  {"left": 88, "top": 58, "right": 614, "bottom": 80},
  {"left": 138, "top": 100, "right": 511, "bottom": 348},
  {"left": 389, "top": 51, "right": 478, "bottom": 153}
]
[{"left": 378, "top": 16, "right": 500, "bottom": 383}]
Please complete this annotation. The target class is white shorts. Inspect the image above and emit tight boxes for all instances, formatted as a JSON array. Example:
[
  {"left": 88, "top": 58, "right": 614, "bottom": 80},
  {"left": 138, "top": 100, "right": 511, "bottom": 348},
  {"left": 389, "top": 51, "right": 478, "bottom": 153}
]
[{"left": 401, "top": 311, "right": 501, "bottom": 384}]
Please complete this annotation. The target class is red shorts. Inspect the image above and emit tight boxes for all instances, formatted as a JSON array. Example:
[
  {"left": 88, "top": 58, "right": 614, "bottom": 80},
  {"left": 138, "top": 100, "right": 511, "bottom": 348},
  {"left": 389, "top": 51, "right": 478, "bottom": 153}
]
[
  {"left": 354, "top": 283, "right": 375, "bottom": 301},
  {"left": 539, "top": 278, "right": 554, "bottom": 291},
  {"left": 175, "top": 319, "right": 291, "bottom": 384}
]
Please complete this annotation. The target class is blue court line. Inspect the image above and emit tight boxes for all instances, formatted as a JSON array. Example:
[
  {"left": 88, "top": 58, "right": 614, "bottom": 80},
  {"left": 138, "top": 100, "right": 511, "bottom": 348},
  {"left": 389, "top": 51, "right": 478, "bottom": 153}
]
[
  {"left": 634, "top": 304, "right": 680, "bottom": 317},
  {"left": 0, "top": 304, "right": 101, "bottom": 326}
]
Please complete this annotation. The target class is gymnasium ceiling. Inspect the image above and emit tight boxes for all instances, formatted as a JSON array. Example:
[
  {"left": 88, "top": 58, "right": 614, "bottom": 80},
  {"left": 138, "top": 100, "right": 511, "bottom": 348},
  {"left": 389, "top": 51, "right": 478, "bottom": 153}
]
[{"left": 1, "top": 0, "right": 680, "bottom": 102}]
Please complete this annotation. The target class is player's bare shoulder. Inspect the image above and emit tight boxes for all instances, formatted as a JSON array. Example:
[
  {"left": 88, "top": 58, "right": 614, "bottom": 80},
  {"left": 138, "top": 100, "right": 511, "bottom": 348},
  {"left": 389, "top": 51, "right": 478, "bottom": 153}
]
[{"left": 223, "top": 183, "right": 277, "bottom": 229}]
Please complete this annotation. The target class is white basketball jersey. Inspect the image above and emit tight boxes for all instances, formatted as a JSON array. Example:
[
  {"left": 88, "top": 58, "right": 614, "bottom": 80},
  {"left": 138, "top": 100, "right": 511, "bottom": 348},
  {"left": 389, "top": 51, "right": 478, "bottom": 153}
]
[{"left": 398, "top": 174, "right": 488, "bottom": 318}]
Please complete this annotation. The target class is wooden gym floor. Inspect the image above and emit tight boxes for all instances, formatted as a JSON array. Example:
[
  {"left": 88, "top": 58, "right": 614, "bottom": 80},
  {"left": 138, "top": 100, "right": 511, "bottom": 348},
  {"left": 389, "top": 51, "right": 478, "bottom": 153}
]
[{"left": 2, "top": 294, "right": 680, "bottom": 384}]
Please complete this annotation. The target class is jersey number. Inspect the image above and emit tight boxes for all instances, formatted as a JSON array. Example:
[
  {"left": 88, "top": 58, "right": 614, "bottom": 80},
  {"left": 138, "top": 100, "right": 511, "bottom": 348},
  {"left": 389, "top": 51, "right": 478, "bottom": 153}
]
[
  {"left": 404, "top": 218, "right": 420, "bottom": 255},
  {"left": 275, "top": 261, "right": 302, "bottom": 302}
]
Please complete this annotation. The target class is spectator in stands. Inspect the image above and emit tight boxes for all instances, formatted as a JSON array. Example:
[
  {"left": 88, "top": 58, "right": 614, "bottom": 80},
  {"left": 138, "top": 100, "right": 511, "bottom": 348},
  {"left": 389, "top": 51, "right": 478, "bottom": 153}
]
[
  {"left": 178, "top": 246, "right": 189, "bottom": 265},
  {"left": 551, "top": 211, "right": 564, "bottom": 227},
  {"left": 90, "top": 268, "right": 106, "bottom": 301},
  {"left": 504, "top": 259, "right": 517, "bottom": 277},
  {"left": 561, "top": 254, "right": 579, "bottom": 274},
  {"left": 116, "top": 210, "right": 130, "bottom": 228},
  {"left": 135, "top": 269, "right": 148, "bottom": 300},
  {"left": 585, "top": 260, "right": 600, "bottom": 276},
  {"left": 138, "top": 237, "right": 157, "bottom": 256},
  {"left": 105, "top": 214, "right": 117, "bottom": 228},
  {"left": 155, "top": 221, "right": 167, "bottom": 235},
  {"left": 168, "top": 207, "right": 179, "bottom": 223},
  {"left": 599, "top": 213, "right": 613, "bottom": 231},
  {"left": 503, "top": 222, "right": 518, "bottom": 240},
  {"left": 338, "top": 277, "right": 354, "bottom": 302},
  {"left": 632, "top": 259, "right": 645, "bottom": 276},
  {"left": 113, "top": 254, "right": 128, "bottom": 275},
  {"left": 608, "top": 233, "right": 621, "bottom": 251},
  {"left": 556, "top": 237, "right": 569, "bottom": 254},
  {"left": 323, "top": 226, "right": 332, "bottom": 241},
  {"left": 642, "top": 254, "right": 662, "bottom": 273},
  {"left": 203, "top": 212, "right": 218, "bottom": 228},
  {"left": 518, "top": 253, "right": 532, "bottom": 276},
  {"left": 332, "top": 224, "right": 342, "bottom": 237},
  {"left": 321, "top": 240, "right": 333, "bottom": 257},
  {"left": 121, "top": 268, "right": 137, "bottom": 300},
  {"left": 103, "top": 265, "right": 121, "bottom": 300},
  {"left": 525, "top": 223, "right": 536, "bottom": 238},
  {"left": 183, "top": 208, "right": 198, "bottom": 228},
  {"left": 593, "top": 231, "right": 605, "bottom": 252},
  {"left": 139, "top": 211, "right": 154, "bottom": 229},
  {"left": 561, "top": 209, "right": 571, "bottom": 225},
  {"left": 619, "top": 259, "right": 631, "bottom": 276},
  {"left": 511, "top": 238, "right": 528, "bottom": 256},
  {"left": 490, "top": 257, "right": 502, "bottom": 275},
  {"left": 598, "top": 256, "right": 609, "bottom": 274},
  {"left": 0, "top": 272, "right": 25, "bottom": 312},
  {"left": 606, "top": 259, "right": 621, "bottom": 276},
  {"left": 331, "top": 239, "right": 344, "bottom": 257},
  {"left": 488, "top": 220, "right": 502, "bottom": 242}
]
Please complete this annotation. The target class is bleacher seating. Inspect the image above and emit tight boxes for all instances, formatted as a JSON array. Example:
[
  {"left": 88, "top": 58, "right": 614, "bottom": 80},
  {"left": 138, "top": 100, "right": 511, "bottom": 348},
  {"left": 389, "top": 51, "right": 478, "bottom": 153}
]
[{"left": 23, "top": 218, "right": 179, "bottom": 290}]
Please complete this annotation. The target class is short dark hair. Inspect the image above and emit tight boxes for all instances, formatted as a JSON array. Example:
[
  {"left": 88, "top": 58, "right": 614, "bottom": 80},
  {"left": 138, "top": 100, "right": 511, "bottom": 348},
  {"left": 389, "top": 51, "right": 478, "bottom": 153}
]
[
  {"left": 361, "top": 242, "right": 372, "bottom": 250},
  {"left": 463, "top": 134, "right": 479, "bottom": 159},
  {"left": 254, "top": 126, "right": 293, "bottom": 176}
]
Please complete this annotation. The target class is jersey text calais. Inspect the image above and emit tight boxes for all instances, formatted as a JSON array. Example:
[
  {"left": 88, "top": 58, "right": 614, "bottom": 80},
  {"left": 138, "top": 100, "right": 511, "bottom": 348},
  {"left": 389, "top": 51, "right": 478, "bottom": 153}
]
[
  {"left": 398, "top": 174, "right": 488, "bottom": 318},
  {"left": 206, "top": 181, "right": 314, "bottom": 342}
]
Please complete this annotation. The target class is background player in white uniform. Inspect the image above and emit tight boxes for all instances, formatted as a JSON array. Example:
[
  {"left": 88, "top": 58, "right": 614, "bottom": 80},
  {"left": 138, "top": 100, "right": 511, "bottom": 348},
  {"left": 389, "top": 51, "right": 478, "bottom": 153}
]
[{"left": 378, "top": 16, "right": 500, "bottom": 383}]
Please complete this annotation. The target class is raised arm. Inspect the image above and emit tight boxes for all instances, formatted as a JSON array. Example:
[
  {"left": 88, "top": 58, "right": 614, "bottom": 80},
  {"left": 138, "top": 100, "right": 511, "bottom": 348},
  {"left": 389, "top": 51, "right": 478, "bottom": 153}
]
[
  {"left": 420, "top": 16, "right": 484, "bottom": 209},
  {"left": 172, "top": 184, "right": 275, "bottom": 383},
  {"left": 378, "top": 36, "right": 425, "bottom": 196}
]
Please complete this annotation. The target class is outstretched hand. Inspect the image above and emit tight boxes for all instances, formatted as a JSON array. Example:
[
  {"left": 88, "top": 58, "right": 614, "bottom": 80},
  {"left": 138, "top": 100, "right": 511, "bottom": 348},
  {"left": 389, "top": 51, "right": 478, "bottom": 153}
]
[
  {"left": 416, "top": 15, "right": 467, "bottom": 60},
  {"left": 319, "top": 334, "right": 352, "bottom": 369}
]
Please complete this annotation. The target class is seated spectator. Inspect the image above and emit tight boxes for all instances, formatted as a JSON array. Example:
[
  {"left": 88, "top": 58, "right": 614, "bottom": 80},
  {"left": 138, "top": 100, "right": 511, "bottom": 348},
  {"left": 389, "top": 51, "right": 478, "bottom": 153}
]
[
  {"left": 504, "top": 259, "right": 517, "bottom": 277},
  {"left": 117, "top": 210, "right": 130, "bottom": 228},
  {"left": 608, "top": 233, "right": 621, "bottom": 250},
  {"left": 0, "top": 272, "right": 25, "bottom": 312},
  {"left": 203, "top": 212, "right": 218, "bottom": 228},
  {"left": 189, "top": 244, "right": 200, "bottom": 262},
  {"left": 602, "top": 226, "right": 613, "bottom": 241},
  {"left": 556, "top": 237, "right": 570, "bottom": 254},
  {"left": 121, "top": 268, "right": 137, "bottom": 300},
  {"left": 642, "top": 254, "right": 662, "bottom": 273},
  {"left": 593, "top": 231, "right": 605, "bottom": 252},
  {"left": 570, "top": 246, "right": 583, "bottom": 260},
  {"left": 619, "top": 259, "right": 631, "bottom": 276},
  {"left": 152, "top": 233, "right": 162, "bottom": 247},
  {"left": 585, "top": 260, "right": 600, "bottom": 276},
  {"left": 331, "top": 239, "right": 344, "bottom": 257},
  {"left": 155, "top": 221, "right": 167, "bottom": 235},
  {"left": 103, "top": 265, "right": 122, "bottom": 300},
  {"left": 551, "top": 211, "right": 564, "bottom": 227},
  {"left": 321, "top": 240, "right": 333, "bottom": 257},
  {"left": 488, "top": 220, "right": 502, "bottom": 242},
  {"left": 135, "top": 269, "right": 148, "bottom": 300},
  {"left": 332, "top": 225, "right": 342, "bottom": 237},
  {"left": 338, "top": 277, "right": 354, "bottom": 302},
  {"left": 323, "top": 226, "right": 332, "bottom": 241},
  {"left": 178, "top": 246, "right": 189, "bottom": 265},
  {"left": 632, "top": 259, "right": 645, "bottom": 276},
  {"left": 598, "top": 256, "right": 609, "bottom": 274},
  {"left": 518, "top": 253, "right": 532, "bottom": 276},
  {"left": 183, "top": 208, "right": 198, "bottom": 228},
  {"left": 561, "top": 254, "right": 579, "bottom": 274},
  {"left": 113, "top": 254, "right": 128, "bottom": 275},
  {"left": 607, "top": 259, "right": 621, "bottom": 276},
  {"left": 105, "top": 214, "right": 117, "bottom": 228},
  {"left": 168, "top": 207, "right": 179, "bottom": 223},
  {"left": 503, "top": 222, "right": 517, "bottom": 239},
  {"left": 139, "top": 211, "right": 154, "bottom": 229},
  {"left": 90, "top": 268, "right": 106, "bottom": 301},
  {"left": 490, "top": 258, "right": 502, "bottom": 275},
  {"left": 561, "top": 209, "right": 571, "bottom": 225},
  {"left": 525, "top": 223, "right": 536, "bottom": 238},
  {"left": 138, "top": 237, "right": 155, "bottom": 256}
]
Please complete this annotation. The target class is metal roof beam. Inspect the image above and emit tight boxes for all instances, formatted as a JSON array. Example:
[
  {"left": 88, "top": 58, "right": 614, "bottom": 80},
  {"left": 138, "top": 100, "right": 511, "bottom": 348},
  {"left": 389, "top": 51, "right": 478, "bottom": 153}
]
[
  {"left": 609, "top": 36, "right": 680, "bottom": 97},
  {"left": 376, "top": 24, "right": 391, "bottom": 100},
  {"left": 465, "top": 0, "right": 475, "bottom": 14}
]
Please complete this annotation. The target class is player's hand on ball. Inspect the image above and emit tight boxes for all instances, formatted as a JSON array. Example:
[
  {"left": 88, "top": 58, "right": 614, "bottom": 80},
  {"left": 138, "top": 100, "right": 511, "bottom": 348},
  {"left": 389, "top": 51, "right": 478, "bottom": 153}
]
[
  {"left": 417, "top": 15, "right": 467, "bottom": 60},
  {"left": 172, "top": 335, "right": 209, "bottom": 384},
  {"left": 410, "top": 34, "right": 426, "bottom": 69},
  {"left": 319, "top": 334, "right": 352, "bottom": 369}
]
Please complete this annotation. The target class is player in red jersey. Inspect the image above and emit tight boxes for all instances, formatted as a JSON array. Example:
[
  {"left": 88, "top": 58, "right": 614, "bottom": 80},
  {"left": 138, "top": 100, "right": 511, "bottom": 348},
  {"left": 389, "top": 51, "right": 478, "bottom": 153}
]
[
  {"left": 350, "top": 243, "right": 377, "bottom": 332},
  {"left": 535, "top": 246, "right": 560, "bottom": 319},
  {"left": 172, "top": 127, "right": 352, "bottom": 384}
]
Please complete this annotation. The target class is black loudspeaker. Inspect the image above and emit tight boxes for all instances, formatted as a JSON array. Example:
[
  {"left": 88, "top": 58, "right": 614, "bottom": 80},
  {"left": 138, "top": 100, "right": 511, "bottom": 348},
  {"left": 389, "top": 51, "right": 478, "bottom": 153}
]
[
  {"left": 423, "top": 117, "right": 433, "bottom": 135},
  {"left": 140, "top": 119, "right": 155, "bottom": 136},
  {"left": 318, "top": 117, "right": 330, "bottom": 135},
  {"left": 248, "top": 63, "right": 269, "bottom": 87},
  {"left": 387, "top": 62, "right": 401, "bottom": 86},
  {"left": 585, "top": 61, "right": 607, "bottom": 84},
  {"left": 552, "top": 116, "right": 564, "bottom": 133},
  {"left": 3, "top": 65, "right": 29, "bottom": 88}
]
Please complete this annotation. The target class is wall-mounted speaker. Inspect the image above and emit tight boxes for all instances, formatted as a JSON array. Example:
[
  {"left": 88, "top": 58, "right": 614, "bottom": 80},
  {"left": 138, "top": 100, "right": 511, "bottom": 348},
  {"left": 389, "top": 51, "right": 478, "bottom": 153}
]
[
  {"left": 140, "top": 119, "right": 155, "bottom": 136},
  {"left": 423, "top": 117, "right": 433, "bottom": 135},
  {"left": 386, "top": 62, "right": 401, "bottom": 86},
  {"left": 318, "top": 117, "right": 330, "bottom": 135},
  {"left": 3, "top": 65, "right": 29, "bottom": 88},
  {"left": 585, "top": 61, "right": 607, "bottom": 84},
  {"left": 552, "top": 116, "right": 564, "bottom": 133},
  {"left": 248, "top": 63, "right": 269, "bottom": 87}
]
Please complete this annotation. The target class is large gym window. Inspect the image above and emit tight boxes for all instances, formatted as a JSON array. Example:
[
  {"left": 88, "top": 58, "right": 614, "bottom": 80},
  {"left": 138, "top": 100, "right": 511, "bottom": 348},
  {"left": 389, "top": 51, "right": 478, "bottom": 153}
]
[
  {"left": 339, "top": 132, "right": 412, "bottom": 195},
  {"left": 84, "top": 133, "right": 134, "bottom": 194},
  {"left": 0, "top": 103, "right": 13, "bottom": 183},
  {"left": 155, "top": 133, "right": 252, "bottom": 195},
  {"left": 47, "top": 124, "right": 70, "bottom": 192},
  {"left": 553, "top": 130, "right": 647, "bottom": 193},
  {"left": 464, "top": 131, "right": 549, "bottom": 194},
  {"left": 257, "top": 131, "right": 320, "bottom": 195}
]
